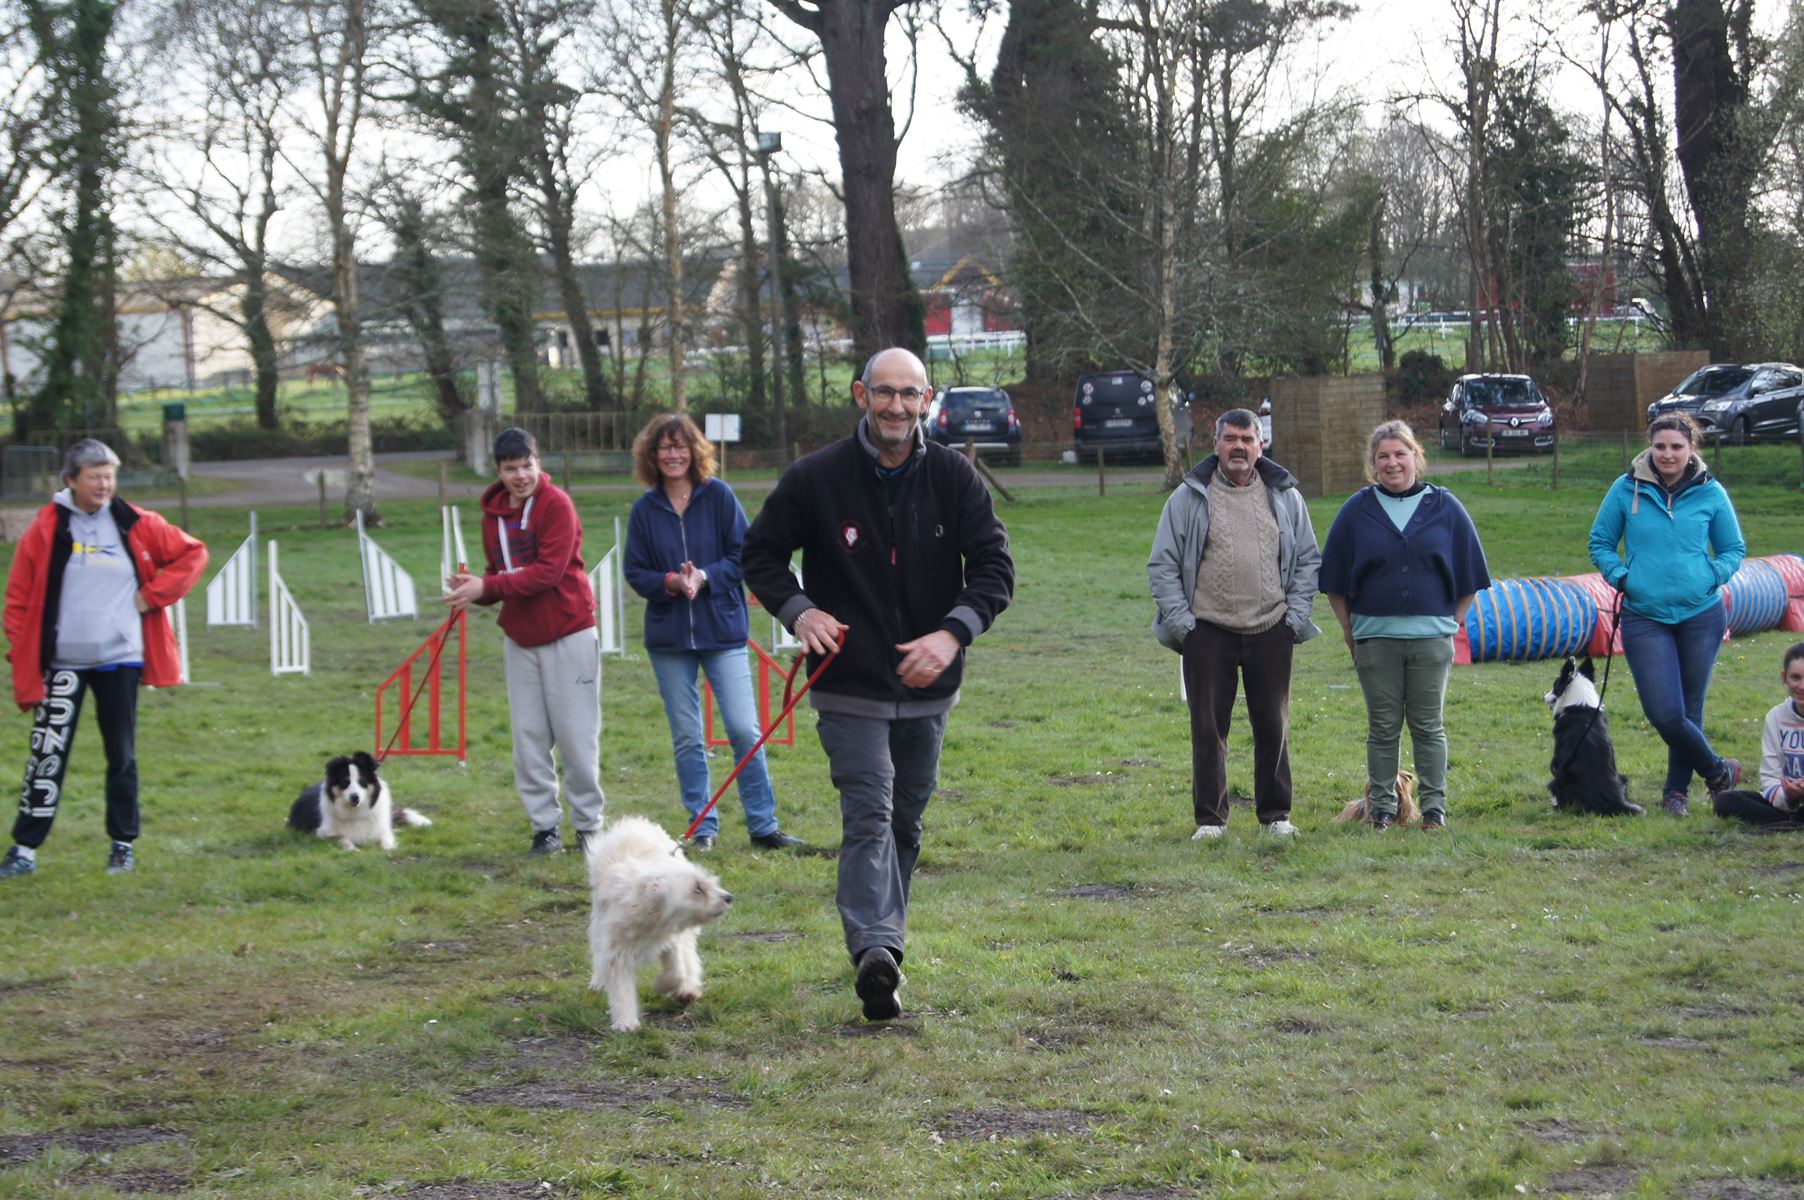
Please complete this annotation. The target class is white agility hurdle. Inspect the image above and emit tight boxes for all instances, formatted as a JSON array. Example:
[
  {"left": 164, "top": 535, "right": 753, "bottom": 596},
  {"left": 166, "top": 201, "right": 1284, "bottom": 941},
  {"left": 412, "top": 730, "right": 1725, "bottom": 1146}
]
[
  {"left": 269, "top": 541, "right": 310, "bottom": 675},
  {"left": 172, "top": 598, "right": 190, "bottom": 684},
  {"left": 590, "top": 514, "right": 626, "bottom": 657},
  {"left": 440, "top": 505, "right": 470, "bottom": 593},
  {"left": 356, "top": 510, "right": 418, "bottom": 622},
  {"left": 205, "top": 511, "right": 257, "bottom": 627}
]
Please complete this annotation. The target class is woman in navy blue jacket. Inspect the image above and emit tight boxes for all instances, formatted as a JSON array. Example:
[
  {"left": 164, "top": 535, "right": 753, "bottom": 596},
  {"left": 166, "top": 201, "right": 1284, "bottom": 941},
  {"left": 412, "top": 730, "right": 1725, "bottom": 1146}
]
[
  {"left": 1321, "top": 421, "right": 1490, "bottom": 830},
  {"left": 625, "top": 415, "right": 803, "bottom": 852}
]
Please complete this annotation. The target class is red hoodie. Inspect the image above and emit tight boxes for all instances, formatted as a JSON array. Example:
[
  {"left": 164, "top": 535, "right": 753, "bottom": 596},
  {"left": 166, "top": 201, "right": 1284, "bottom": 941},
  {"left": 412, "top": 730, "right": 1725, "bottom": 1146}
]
[{"left": 476, "top": 477, "right": 595, "bottom": 648}]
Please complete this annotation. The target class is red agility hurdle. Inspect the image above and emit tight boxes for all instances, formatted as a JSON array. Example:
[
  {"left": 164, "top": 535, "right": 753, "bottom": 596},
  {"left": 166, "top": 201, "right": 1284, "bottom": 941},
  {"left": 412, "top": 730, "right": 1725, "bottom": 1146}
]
[
  {"left": 374, "top": 609, "right": 468, "bottom": 763},
  {"left": 703, "top": 638, "right": 797, "bottom": 749}
]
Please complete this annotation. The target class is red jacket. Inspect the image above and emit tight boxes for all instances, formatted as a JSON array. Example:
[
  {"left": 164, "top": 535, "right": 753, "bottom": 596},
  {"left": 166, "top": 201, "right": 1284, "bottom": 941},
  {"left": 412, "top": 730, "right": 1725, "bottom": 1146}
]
[
  {"left": 4, "top": 496, "right": 209, "bottom": 710},
  {"left": 477, "top": 478, "right": 595, "bottom": 648}
]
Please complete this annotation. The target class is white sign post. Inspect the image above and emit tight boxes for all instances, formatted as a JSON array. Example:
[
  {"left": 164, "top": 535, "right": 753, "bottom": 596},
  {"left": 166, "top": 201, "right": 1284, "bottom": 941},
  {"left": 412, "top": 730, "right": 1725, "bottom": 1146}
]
[{"left": 704, "top": 413, "right": 741, "bottom": 475}]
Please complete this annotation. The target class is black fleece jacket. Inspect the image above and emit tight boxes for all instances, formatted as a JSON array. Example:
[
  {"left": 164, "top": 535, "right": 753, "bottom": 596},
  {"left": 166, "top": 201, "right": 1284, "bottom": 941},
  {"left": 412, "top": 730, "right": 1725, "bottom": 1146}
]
[{"left": 742, "top": 421, "right": 1015, "bottom": 717}]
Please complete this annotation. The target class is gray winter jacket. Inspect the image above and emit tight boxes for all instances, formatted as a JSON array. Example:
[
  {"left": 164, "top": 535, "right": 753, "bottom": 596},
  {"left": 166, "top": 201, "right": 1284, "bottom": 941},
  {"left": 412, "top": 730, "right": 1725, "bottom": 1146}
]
[{"left": 1147, "top": 455, "right": 1322, "bottom": 651}]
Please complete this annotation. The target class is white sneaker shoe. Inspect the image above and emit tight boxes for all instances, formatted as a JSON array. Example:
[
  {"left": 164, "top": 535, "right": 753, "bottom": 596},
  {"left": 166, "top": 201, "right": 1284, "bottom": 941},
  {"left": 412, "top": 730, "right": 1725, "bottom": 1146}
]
[
  {"left": 1261, "top": 819, "right": 1299, "bottom": 838},
  {"left": 1191, "top": 824, "right": 1226, "bottom": 841}
]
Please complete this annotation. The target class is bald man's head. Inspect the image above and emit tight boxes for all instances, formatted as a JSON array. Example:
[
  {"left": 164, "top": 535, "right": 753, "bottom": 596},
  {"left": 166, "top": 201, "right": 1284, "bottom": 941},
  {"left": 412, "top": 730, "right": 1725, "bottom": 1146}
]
[{"left": 860, "top": 348, "right": 928, "bottom": 387}]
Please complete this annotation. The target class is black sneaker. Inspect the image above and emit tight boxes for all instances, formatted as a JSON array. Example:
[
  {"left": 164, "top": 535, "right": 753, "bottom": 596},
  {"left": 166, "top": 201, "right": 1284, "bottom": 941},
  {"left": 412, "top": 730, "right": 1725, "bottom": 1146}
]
[
  {"left": 1371, "top": 811, "right": 1396, "bottom": 832},
  {"left": 750, "top": 830, "right": 807, "bottom": 850},
  {"left": 575, "top": 829, "right": 595, "bottom": 856},
  {"left": 0, "top": 846, "right": 36, "bottom": 879},
  {"left": 529, "top": 828, "right": 564, "bottom": 856},
  {"left": 105, "top": 843, "right": 135, "bottom": 874},
  {"left": 1421, "top": 811, "right": 1446, "bottom": 831},
  {"left": 855, "top": 947, "right": 903, "bottom": 1021}
]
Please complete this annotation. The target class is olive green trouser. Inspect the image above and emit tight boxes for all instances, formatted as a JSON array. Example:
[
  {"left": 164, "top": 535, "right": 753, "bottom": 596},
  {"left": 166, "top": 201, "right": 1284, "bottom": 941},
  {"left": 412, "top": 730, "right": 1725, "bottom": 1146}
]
[{"left": 1353, "top": 635, "right": 1455, "bottom": 815}]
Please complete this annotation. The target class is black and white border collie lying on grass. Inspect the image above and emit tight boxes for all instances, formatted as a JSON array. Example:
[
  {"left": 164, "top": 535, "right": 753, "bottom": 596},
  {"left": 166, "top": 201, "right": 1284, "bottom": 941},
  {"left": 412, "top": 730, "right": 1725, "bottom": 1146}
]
[{"left": 288, "top": 751, "right": 432, "bottom": 851}]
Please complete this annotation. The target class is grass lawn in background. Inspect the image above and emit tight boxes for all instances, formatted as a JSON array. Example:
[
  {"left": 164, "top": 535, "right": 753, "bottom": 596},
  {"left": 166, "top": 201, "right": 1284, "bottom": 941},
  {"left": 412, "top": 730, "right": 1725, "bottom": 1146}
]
[{"left": 1, "top": 475, "right": 1802, "bottom": 1199}]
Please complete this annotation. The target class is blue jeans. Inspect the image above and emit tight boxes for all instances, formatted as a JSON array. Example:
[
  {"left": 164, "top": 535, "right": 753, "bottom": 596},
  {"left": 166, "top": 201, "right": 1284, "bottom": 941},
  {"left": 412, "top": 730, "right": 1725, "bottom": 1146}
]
[
  {"left": 649, "top": 648, "right": 779, "bottom": 838},
  {"left": 1620, "top": 604, "right": 1729, "bottom": 794}
]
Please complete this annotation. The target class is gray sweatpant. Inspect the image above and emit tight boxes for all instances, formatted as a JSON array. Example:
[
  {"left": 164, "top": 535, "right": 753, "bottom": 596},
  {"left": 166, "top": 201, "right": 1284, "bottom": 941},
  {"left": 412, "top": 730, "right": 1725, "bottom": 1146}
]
[
  {"left": 816, "top": 709, "right": 949, "bottom": 966},
  {"left": 503, "top": 627, "right": 605, "bottom": 834}
]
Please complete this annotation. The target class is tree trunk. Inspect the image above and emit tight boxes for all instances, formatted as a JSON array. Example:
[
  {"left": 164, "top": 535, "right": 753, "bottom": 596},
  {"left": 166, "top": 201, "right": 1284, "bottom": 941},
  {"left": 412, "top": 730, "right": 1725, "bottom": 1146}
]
[
  {"left": 657, "top": 0, "right": 687, "bottom": 412},
  {"left": 734, "top": 148, "right": 767, "bottom": 414},
  {"left": 780, "top": 0, "right": 924, "bottom": 364},
  {"left": 243, "top": 278, "right": 281, "bottom": 430},
  {"left": 333, "top": 214, "right": 377, "bottom": 523}
]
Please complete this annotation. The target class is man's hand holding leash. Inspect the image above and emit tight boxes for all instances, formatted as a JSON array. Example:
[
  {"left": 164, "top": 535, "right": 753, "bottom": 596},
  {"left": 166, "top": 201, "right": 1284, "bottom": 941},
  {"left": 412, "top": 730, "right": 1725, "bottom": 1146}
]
[
  {"left": 793, "top": 607, "right": 847, "bottom": 658},
  {"left": 443, "top": 573, "right": 483, "bottom": 612}
]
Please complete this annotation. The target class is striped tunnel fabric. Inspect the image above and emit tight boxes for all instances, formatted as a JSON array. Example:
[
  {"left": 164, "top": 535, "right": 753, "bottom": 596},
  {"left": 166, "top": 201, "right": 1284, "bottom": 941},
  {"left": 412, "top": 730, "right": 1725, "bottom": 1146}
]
[
  {"left": 1763, "top": 553, "right": 1804, "bottom": 632},
  {"left": 1464, "top": 577, "right": 1596, "bottom": 663},
  {"left": 1724, "top": 558, "right": 1788, "bottom": 636}
]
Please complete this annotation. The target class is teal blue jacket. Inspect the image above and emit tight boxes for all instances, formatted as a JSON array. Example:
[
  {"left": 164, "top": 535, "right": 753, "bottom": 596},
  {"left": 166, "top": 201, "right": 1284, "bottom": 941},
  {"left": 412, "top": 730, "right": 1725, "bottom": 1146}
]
[{"left": 1587, "top": 451, "right": 1746, "bottom": 624}]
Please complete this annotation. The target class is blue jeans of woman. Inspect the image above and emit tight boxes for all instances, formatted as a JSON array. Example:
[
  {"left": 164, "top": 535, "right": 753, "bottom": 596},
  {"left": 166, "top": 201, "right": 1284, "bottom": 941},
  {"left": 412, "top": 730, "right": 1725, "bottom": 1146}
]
[
  {"left": 1619, "top": 603, "right": 1728, "bottom": 794},
  {"left": 649, "top": 648, "right": 779, "bottom": 838}
]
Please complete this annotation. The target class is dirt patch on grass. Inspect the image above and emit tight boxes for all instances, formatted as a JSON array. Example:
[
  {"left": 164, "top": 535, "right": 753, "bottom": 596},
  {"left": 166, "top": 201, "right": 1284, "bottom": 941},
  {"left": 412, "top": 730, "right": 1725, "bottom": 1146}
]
[
  {"left": 1547, "top": 1164, "right": 1640, "bottom": 1196},
  {"left": 1523, "top": 1117, "right": 1593, "bottom": 1143},
  {"left": 1060, "top": 884, "right": 1137, "bottom": 900},
  {"left": 1228, "top": 946, "right": 1317, "bottom": 968},
  {"left": 729, "top": 930, "right": 801, "bottom": 942},
  {"left": 402, "top": 1184, "right": 566, "bottom": 1199},
  {"left": 1049, "top": 774, "right": 1118, "bottom": 787},
  {"left": 1683, "top": 1181, "right": 1804, "bottom": 1199},
  {"left": 0, "top": 1126, "right": 186, "bottom": 1163},
  {"left": 67, "top": 1168, "right": 191, "bottom": 1195},
  {"left": 1676, "top": 1004, "right": 1755, "bottom": 1019},
  {"left": 456, "top": 1078, "right": 747, "bottom": 1111},
  {"left": 1016, "top": 1025, "right": 1093, "bottom": 1052},
  {"left": 460, "top": 862, "right": 505, "bottom": 875},
  {"left": 1256, "top": 905, "right": 1330, "bottom": 919},
  {"left": 1117, "top": 758, "right": 1157, "bottom": 767},
  {"left": 1749, "top": 861, "right": 1804, "bottom": 875},
  {"left": 830, "top": 1019, "right": 920, "bottom": 1038},
  {"left": 1638, "top": 1035, "right": 1709, "bottom": 1049},
  {"left": 395, "top": 940, "right": 470, "bottom": 955},
  {"left": 1271, "top": 1016, "right": 1324, "bottom": 1035},
  {"left": 934, "top": 1107, "right": 1098, "bottom": 1141}
]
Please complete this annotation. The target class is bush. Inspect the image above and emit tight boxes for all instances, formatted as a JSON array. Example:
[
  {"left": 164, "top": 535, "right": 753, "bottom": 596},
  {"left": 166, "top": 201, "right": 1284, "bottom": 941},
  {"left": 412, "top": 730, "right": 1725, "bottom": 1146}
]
[
  {"left": 1395, "top": 349, "right": 1455, "bottom": 406},
  {"left": 187, "top": 417, "right": 457, "bottom": 461}
]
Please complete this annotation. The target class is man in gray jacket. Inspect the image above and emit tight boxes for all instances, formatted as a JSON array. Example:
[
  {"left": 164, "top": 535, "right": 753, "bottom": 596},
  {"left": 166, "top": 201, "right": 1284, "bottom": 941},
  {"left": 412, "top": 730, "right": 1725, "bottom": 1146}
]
[{"left": 1148, "top": 408, "right": 1320, "bottom": 840}]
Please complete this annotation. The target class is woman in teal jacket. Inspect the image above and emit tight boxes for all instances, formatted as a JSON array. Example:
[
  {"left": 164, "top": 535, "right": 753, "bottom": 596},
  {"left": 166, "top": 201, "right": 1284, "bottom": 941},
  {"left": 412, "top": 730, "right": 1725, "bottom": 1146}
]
[{"left": 1588, "top": 413, "right": 1746, "bottom": 815}]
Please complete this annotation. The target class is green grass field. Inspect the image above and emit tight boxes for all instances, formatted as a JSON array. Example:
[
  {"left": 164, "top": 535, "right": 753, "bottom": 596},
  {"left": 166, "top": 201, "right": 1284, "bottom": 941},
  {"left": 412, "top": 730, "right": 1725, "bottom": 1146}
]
[{"left": 2, "top": 468, "right": 1802, "bottom": 1199}]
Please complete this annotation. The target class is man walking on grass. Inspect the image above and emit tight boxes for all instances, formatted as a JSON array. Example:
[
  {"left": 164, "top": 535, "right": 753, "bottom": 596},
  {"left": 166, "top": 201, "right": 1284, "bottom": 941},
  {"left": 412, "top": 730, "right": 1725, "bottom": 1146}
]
[
  {"left": 743, "top": 348, "right": 1014, "bottom": 1022},
  {"left": 1148, "top": 408, "right": 1320, "bottom": 841},
  {"left": 445, "top": 427, "right": 603, "bottom": 856}
]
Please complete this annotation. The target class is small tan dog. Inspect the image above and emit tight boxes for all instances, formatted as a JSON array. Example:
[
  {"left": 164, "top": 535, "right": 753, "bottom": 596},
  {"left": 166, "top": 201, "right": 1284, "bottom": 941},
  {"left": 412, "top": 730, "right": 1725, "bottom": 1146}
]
[
  {"left": 586, "top": 816, "right": 733, "bottom": 1032},
  {"left": 1335, "top": 770, "right": 1421, "bottom": 827}
]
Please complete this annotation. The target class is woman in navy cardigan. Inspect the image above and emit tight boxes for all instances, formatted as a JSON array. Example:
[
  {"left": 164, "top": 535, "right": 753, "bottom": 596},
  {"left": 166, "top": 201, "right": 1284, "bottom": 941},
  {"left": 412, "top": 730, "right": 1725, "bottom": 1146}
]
[
  {"left": 1320, "top": 421, "right": 1490, "bottom": 830},
  {"left": 625, "top": 415, "right": 803, "bottom": 853}
]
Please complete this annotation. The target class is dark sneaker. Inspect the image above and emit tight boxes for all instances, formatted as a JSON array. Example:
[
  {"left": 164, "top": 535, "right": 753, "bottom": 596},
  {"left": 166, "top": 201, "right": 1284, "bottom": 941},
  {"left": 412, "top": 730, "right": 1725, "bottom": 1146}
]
[
  {"left": 1371, "top": 811, "right": 1396, "bottom": 832},
  {"left": 1661, "top": 790, "right": 1691, "bottom": 817},
  {"left": 106, "top": 843, "right": 135, "bottom": 874},
  {"left": 575, "top": 829, "right": 595, "bottom": 857},
  {"left": 855, "top": 947, "right": 903, "bottom": 1021},
  {"left": 529, "top": 828, "right": 564, "bottom": 856},
  {"left": 689, "top": 834, "right": 716, "bottom": 852},
  {"left": 0, "top": 846, "right": 36, "bottom": 879},
  {"left": 1421, "top": 811, "right": 1446, "bottom": 831},
  {"left": 1707, "top": 759, "right": 1742, "bottom": 797},
  {"left": 750, "top": 830, "right": 807, "bottom": 850}
]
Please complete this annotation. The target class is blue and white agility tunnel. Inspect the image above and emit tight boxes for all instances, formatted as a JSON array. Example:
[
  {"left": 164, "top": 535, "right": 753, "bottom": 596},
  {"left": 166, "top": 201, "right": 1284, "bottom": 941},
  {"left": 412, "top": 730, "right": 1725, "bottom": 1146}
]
[
  {"left": 1456, "top": 554, "right": 1804, "bottom": 664},
  {"left": 1462, "top": 577, "right": 1596, "bottom": 663}
]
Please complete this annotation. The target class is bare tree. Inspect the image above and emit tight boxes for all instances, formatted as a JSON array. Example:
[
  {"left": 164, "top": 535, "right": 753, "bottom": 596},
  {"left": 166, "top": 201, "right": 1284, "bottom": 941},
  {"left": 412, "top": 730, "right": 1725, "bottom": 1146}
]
[
  {"left": 136, "top": 0, "right": 298, "bottom": 429},
  {"left": 288, "top": 0, "right": 381, "bottom": 521},
  {"left": 766, "top": 0, "right": 925, "bottom": 364}
]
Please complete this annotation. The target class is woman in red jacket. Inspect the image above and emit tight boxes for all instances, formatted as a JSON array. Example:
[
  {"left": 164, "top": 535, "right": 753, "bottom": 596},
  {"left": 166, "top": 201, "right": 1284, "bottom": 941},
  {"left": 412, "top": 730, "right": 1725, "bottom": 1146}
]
[{"left": 0, "top": 440, "right": 208, "bottom": 879}]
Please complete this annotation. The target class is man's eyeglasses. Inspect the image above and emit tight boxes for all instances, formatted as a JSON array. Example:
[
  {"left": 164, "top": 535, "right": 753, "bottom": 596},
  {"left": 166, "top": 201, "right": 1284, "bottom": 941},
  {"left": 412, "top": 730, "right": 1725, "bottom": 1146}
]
[{"left": 868, "top": 384, "right": 927, "bottom": 402}]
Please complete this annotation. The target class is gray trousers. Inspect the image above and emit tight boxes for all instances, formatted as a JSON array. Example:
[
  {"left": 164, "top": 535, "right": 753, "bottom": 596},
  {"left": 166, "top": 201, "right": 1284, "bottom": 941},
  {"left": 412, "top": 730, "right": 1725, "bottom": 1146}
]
[
  {"left": 503, "top": 628, "right": 605, "bottom": 834},
  {"left": 816, "top": 709, "right": 948, "bottom": 966}
]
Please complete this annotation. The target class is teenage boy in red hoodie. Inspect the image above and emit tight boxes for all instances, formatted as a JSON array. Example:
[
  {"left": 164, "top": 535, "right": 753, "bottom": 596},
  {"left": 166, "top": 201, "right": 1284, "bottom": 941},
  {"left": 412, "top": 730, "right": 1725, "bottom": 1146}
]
[{"left": 446, "top": 428, "right": 603, "bottom": 855}]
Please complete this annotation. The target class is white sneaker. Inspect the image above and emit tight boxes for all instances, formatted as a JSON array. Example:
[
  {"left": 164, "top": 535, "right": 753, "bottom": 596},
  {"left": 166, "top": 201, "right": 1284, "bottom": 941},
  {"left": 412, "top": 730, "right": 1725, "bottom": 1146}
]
[
  {"left": 1191, "top": 824, "right": 1226, "bottom": 841},
  {"left": 1261, "top": 819, "right": 1299, "bottom": 838}
]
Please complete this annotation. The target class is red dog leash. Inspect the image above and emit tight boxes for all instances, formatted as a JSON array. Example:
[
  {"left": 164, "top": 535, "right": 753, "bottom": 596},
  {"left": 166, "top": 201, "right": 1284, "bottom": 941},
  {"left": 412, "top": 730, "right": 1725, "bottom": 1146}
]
[{"left": 681, "top": 630, "right": 844, "bottom": 842}]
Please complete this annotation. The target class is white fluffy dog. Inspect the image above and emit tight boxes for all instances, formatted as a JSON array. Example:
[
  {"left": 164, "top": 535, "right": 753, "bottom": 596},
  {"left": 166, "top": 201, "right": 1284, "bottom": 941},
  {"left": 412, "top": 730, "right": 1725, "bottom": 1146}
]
[{"left": 586, "top": 816, "right": 733, "bottom": 1031}]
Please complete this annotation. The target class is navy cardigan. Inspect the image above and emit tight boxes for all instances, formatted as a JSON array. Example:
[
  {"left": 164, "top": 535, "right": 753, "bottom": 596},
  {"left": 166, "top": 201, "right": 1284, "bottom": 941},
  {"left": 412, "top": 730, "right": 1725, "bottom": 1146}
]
[
  {"left": 1319, "top": 485, "right": 1490, "bottom": 617},
  {"left": 625, "top": 478, "right": 753, "bottom": 653}
]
